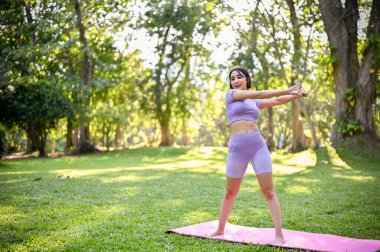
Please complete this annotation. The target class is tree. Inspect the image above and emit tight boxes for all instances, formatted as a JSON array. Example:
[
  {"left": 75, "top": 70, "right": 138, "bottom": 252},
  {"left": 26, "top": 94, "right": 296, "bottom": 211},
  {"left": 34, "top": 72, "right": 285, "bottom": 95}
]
[
  {"left": 0, "top": 83, "right": 71, "bottom": 157},
  {"left": 232, "top": 0, "right": 321, "bottom": 150},
  {"left": 0, "top": 0, "right": 74, "bottom": 155},
  {"left": 91, "top": 50, "right": 147, "bottom": 150},
  {"left": 55, "top": 0, "right": 130, "bottom": 152},
  {"left": 73, "top": 0, "right": 95, "bottom": 153},
  {"left": 231, "top": 2, "right": 276, "bottom": 150},
  {"left": 319, "top": 0, "right": 380, "bottom": 146},
  {"left": 134, "top": 0, "right": 222, "bottom": 146},
  {"left": 1, "top": 0, "right": 134, "bottom": 154}
]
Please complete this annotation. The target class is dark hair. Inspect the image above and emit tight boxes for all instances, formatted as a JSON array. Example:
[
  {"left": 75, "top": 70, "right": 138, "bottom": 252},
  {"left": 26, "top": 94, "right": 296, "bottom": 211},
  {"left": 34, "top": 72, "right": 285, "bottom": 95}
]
[{"left": 229, "top": 67, "right": 252, "bottom": 89}]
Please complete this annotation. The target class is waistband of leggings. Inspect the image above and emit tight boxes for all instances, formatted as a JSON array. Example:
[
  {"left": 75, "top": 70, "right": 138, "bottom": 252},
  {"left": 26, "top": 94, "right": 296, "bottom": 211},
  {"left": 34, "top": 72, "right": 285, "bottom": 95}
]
[{"left": 230, "top": 130, "right": 261, "bottom": 138}]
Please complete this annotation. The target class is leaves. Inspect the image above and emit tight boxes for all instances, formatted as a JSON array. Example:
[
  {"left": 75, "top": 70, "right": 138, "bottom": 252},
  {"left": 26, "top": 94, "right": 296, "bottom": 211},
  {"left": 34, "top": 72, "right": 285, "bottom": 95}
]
[{"left": 132, "top": 0, "right": 224, "bottom": 145}]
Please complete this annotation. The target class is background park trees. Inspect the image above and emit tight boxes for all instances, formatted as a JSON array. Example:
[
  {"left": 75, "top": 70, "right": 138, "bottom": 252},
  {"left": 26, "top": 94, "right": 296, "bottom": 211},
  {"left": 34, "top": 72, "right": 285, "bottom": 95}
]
[
  {"left": 230, "top": 0, "right": 323, "bottom": 151},
  {"left": 319, "top": 0, "right": 379, "bottom": 147},
  {"left": 132, "top": 0, "right": 225, "bottom": 146},
  {"left": 0, "top": 0, "right": 379, "bottom": 157}
]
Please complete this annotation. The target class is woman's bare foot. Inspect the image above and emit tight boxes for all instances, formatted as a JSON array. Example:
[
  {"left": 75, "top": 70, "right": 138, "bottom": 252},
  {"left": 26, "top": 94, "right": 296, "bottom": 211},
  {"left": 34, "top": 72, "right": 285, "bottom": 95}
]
[
  {"left": 208, "top": 229, "right": 224, "bottom": 237},
  {"left": 269, "top": 235, "right": 285, "bottom": 246}
]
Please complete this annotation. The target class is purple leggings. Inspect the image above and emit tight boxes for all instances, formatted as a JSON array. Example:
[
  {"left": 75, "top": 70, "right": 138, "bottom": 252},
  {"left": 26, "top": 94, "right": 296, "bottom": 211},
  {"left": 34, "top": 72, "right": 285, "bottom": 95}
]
[{"left": 226, "top": 130, "right": 272, "bottom": 178}]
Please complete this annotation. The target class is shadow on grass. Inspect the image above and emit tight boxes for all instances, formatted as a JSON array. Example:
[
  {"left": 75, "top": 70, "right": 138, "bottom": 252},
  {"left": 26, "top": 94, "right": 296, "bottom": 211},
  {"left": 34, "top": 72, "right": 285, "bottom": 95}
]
[
  {"left": 334, "top": 146, "right": 380, "bottom": 172},
  {"left": 1, "top": 146, "right": 379, "bottom": 251},
  {"left": 1, "top": 147, "right": 243, "bottom": 250},
  {"left": 272, "top": 146, "right": 379, "bottom": 239}
]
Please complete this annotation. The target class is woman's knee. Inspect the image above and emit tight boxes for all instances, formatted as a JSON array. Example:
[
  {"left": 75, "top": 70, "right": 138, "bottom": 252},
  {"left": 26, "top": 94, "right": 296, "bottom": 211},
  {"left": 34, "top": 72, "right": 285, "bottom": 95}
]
[
  {"left": 225, "top": 188, "right": 239, "bottom": 199},
  {"left": 262, "top": 188, "right": 276, "bottom": 200}
]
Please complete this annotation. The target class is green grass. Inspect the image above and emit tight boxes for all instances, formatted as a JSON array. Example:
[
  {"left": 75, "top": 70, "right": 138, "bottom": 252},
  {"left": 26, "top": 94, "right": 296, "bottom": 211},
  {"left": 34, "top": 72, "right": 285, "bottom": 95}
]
[{"left": 0, "top": 145, "right": 379, "bottom": 251}]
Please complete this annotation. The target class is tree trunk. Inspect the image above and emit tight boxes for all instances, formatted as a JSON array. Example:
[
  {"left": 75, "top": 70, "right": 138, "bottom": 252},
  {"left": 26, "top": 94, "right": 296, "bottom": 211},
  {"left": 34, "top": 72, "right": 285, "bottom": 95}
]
[
  {"left": 105, "top": 123, "right": 111, "bottom": 151},
  {"left": 51, "top": 138, "right": 56, "bottom": 154},
  {"left": 101, "top": 124, "right": 106, "bottom": 147},
  {"left": 181, "top": 118, "right": 188, "bottom": 146},
  {"left": 23, "top": 1, "right": 36, "bottom": 62},
  {"left": 74, "top": 0, "right": 94, "bottom": 153},
  {"left": 319, "top": 0, "right": 349, "bottom": 144},
  {"left": 319, "top": 0, "right": 357, "bottom": 145},
  {"left": 308, "top": 119, "right": 319, "bottom": 149},
  {"left": 26, "top": 125, "right": 47, "bottom": 157},
  {"left": 65, "top": 43, "right": 76, "bottom": 150},
  {"left": 267, "top": 107, "right": 275, "bottom": 151},
  {"left": 20, "top": 1, "right": 38, "bottom": 154},
  {"left": 159, "top": 122, "right": 170, "bottom": 146},
  {"left": 354, "top": 0, "right": 379, "bottom": 137},
  {"left": 355, "top": 45, "right": 377, "bottom": 135},
  {"left": 180, "top": 59, "right": 191, "bottom": 146},
  {"left": 319, "top": 0, "right": 379, "bottom": 146},
  {"left": 115, "top": 125, "right": 124, "bottom": 148},
  {"left": 26, "top": 136, "right": 37, "bottom": 154},
  {"left": 115, "top": 126, "right": 119, "bottom": 148},
  {"left": 74, "top": 127, "right": 79, "bottom": 146},
  {"left": 297, "top": 100, "right": 320, "bottom": 149},
  {"left": 154, "top": 27, "right": 169, "bottom": 147},
  {"left": 78, "top": 126, "right": 94, "bottom": 153},
  {"left": 153, "top": 24, "right": 188, "bottom": 147},
  {"left": 106, "top": 132, "right": 110, "bottom": 151},
  {"left": 291, "top": 101, "right": 306, "bottom": 151},
  {"left": 287, "top": 0, "right": 307, "bottom": 152},
  {"left": 66, "top": 118, "right": 73, "bottom": 149},
  {"left": 79, "top": 126, "right": 90, "bottom": 147}
]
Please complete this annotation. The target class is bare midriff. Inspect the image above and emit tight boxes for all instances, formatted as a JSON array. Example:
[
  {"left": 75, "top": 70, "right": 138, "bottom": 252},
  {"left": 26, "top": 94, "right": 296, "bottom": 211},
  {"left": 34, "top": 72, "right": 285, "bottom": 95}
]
[{"left": 229, "top": 120, "right": 259, "bottom": 135}]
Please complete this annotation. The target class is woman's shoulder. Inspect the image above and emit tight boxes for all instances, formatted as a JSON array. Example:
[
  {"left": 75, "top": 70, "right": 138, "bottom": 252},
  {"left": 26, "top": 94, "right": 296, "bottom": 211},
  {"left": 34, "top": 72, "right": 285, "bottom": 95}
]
[{"left": 226, "top": 89, "right": 234, "bottom": 103}]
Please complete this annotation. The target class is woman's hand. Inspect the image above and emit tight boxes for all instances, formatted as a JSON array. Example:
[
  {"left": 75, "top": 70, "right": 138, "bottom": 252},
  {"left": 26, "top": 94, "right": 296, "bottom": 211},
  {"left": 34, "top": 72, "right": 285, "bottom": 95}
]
[
  {"left": 259, "top": 80, "right": 309, "bottom": 108},
  {"left": 288, "top": 80, "right": 309, "bottom": 97},
  {"left": 300, "top": 87, "right": 309, "bottom": 97},
  {"left": 288, "top": 85, "right": 303, "bottom": 97},
  {"left": 288, "top": 81, "right": 302, "bottom": 95},
  {"left": 295, "top": 80, "right": 309, "bottom": 97}
]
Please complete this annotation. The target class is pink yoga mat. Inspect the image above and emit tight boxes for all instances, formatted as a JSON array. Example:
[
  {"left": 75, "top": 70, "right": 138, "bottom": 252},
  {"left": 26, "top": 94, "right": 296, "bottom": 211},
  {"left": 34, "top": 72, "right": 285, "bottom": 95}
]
[{"left": 166, "top": 221, "right": 380, "bottom": 252}]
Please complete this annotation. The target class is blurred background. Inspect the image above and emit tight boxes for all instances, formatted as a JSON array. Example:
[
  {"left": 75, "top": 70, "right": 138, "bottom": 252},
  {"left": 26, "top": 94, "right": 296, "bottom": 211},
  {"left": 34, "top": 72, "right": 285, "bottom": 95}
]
[{"left": 0, "top": 0, "right": 379, "bottom": 157}]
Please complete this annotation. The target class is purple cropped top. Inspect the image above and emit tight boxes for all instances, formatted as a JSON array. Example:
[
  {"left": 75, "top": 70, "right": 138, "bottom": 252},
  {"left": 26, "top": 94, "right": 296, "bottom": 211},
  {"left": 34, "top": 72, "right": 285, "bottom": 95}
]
[{"left": 226, "top": 89, "right": 261, "bottom": 125}]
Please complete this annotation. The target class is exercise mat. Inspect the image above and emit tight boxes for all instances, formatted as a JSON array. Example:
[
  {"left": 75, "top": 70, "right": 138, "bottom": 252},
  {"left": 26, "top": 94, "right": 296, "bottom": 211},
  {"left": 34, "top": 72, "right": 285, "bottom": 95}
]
[{"left": 166, "top": 221, "right": 380, "bottom": 252}]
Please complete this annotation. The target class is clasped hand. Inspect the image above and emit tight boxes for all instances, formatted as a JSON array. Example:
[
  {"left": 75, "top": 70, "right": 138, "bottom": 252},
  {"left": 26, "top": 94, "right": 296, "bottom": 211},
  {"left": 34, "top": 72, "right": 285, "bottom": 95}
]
[{"left": 288, "top": 80, "right": 309, "bottom": 97}]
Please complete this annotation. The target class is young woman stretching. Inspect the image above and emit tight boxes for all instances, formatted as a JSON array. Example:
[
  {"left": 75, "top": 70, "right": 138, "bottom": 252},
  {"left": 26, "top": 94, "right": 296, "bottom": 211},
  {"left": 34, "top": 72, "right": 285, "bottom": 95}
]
[{"left": 209, "top": 67, "right": 308, "bottom": 245}]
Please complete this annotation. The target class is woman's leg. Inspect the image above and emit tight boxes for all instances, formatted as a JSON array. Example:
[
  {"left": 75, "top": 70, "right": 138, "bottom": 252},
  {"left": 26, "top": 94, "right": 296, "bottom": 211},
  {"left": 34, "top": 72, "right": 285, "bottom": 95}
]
[
  {"left": 209, "top": 176, "right": 243, "bottom": 236},
  {"left": 257, "top": 172, "right": 284, "bottom": 245}
]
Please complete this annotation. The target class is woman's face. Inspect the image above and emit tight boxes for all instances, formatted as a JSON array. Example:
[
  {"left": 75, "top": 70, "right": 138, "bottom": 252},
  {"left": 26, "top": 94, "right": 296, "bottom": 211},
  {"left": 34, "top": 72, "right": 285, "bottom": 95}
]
[{"left": 230, "top": 70, "right": 248, "bottom": 90}]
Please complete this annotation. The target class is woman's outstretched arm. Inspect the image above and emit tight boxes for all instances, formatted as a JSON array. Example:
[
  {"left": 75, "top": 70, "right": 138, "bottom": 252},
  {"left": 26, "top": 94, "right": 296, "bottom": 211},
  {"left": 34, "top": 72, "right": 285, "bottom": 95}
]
[
  {"left": 259, "top": 91, "right": 308, "bottom": 109},
  {"left": 231, "top": 84, "right": 302, "bottom": 100}
]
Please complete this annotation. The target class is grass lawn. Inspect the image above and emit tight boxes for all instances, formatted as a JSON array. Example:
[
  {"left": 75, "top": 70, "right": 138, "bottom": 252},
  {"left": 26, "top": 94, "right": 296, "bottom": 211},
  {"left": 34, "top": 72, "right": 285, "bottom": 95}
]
[{"left": 1, "top": 145, "right": 379, "bottom": 251}]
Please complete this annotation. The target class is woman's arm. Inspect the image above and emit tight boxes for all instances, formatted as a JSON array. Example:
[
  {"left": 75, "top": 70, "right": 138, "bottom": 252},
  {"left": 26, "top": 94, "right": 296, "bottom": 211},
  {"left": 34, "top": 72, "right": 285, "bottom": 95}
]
[
  {"left": 259, "top": 94, "right": 304, "bottom": 109},
  {"left": 231, "top": 84, "right": 301, "bottom": 100}
]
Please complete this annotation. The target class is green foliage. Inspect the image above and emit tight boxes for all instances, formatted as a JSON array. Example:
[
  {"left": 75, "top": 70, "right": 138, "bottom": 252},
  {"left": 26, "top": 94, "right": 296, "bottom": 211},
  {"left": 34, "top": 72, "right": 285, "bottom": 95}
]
[
  {"left": 329, "top": 54, "right": 340, "bottom": 68},
  {"left": 133, "top": 0, "right": 224, "bottom": 145},
  {"left": 229, "top": 0, "right": 334, "bottom": 148},
  {"left": 0, "top": 82, "right": 71, "bottom": 131},
  {"left": 189, "top": 74, "right": 229, "bottom": 146},
  {"left": 362, "top": 33, "right": 380, "bottom": 68},
  {"left": 0, "top": 82, "right": 71, "bottom": 156},
  {"left": 338, "top": 88, "right": 364, "bottom": 136},
  {"left": 0, "top": 0, "right": 367, "bottom": 150},
  {"left": 320, "top": 0, "right": 379, "bottom": 142},
  {"left": 343, "top": 87, "right": 356, "bottom": 107},
  {"left": 339, "top": 120, "right": 364, "bottom": 136},
  {"left": 0, "top": 0, "right": 143, "bottom": 152}
]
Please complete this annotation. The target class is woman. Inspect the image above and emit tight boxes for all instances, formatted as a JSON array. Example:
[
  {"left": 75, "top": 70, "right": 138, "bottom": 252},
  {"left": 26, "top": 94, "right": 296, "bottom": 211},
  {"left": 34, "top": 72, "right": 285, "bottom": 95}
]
[{"left": 209, "top": 66, "right": 308, "bottom": 245}]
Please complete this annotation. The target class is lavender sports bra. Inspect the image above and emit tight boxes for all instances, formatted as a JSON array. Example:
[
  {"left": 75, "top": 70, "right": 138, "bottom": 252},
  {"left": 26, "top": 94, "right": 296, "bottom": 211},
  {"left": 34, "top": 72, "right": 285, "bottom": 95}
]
[{"left": 226, "top": 89, "right": 261, "bottom": 125}]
